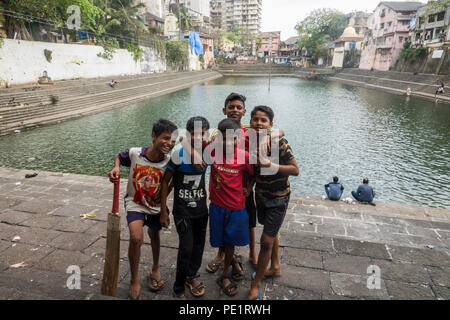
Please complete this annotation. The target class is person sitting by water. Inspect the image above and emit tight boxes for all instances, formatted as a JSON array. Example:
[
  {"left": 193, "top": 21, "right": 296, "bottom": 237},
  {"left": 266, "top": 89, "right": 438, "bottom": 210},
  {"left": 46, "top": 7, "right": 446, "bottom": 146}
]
[
  {"left": 109, "top": 80, "right": 118, "bottom": 88},
  {"left": 406, "top": 87, "right": 412, "bottom": 96},
  {"left": 324, "top": 176, "right": 344, "bottom": 201},
  {"left": 351, "top": 178, "right": 376, "bottom": 206},
  {"left": 435, "top": 82, "right": 444, "bottom": 96}
]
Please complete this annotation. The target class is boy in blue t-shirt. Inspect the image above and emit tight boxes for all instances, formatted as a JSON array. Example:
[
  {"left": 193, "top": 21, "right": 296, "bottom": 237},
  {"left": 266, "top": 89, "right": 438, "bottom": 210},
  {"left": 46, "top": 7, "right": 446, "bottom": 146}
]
[{"left": 160, "top": 117, "right": 210, "bottom": 299}]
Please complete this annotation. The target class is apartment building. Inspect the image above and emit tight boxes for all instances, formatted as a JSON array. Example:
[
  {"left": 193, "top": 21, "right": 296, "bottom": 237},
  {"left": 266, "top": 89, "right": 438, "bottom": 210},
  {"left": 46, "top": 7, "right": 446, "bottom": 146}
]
[
  {"left": 410, "top": 1, "right": 450, "bottom": 48},
  {"left": 359, "top": 1, "right": 423, "bottom": 71},
  {"left": 225, "top": 0, "right": 262, "bottom": 34}
]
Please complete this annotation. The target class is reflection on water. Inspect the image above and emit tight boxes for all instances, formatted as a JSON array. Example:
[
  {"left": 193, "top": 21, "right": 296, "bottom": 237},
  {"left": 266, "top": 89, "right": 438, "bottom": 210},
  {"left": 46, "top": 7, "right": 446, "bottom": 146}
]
[{"left": 0, "top": 77, "right": 449, "bottom": 208}]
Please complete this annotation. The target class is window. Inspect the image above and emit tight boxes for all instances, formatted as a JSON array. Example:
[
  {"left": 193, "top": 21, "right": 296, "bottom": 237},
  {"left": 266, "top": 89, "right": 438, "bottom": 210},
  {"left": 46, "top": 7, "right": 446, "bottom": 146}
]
[
  {"left": 428, "top": 14, "right": 436, "bottom": 23},
  {"left": 380, "top": 8, "right": 386, "bottom": 17},
  {"left": 388, "top": 22, "right": 392, "bottom": 27},
  {"left": 380, "top": 23, "right": 385, "bottom": 29},
  {"left": 399, "top": 36, "right": 403, "bottom": 42},
  {"left": 437, "top": 11, "right": 445, "bottom": 21}
]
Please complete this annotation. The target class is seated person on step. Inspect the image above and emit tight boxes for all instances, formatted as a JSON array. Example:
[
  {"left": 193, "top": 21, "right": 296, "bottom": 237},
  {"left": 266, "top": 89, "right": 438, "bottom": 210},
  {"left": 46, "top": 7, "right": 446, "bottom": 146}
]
[
  {"left": 324, "top": 176, "right": 344, "bottom": 201},
  {"left": 351, "top": 178, "right": 376, "bottom": 206}
]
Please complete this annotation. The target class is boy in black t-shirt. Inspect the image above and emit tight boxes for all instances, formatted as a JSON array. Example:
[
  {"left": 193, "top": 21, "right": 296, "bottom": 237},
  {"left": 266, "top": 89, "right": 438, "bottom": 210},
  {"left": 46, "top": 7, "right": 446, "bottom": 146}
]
[{"left": 160, "top": 117, "right": 210, "bottom": 299}]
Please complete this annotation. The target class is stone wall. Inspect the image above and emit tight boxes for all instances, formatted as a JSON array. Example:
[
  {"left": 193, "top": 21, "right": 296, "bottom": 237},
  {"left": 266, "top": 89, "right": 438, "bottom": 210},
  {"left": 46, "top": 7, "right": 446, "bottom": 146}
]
[{"left": 0, "top": 39, "right": 166, "bottom": 87}]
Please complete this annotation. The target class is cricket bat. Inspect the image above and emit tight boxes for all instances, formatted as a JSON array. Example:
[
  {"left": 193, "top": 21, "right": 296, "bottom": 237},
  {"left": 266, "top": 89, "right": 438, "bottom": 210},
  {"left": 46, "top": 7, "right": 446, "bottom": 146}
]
[{"left": 101, "top": 178, "right": 121, "bottom": 297}]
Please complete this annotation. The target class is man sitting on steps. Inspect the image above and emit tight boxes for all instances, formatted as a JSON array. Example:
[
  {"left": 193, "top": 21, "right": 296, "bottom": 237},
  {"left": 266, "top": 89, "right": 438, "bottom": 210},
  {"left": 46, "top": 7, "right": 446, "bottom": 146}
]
[{"left": 352, "top": 178, "right": 376, "bottom": 206}]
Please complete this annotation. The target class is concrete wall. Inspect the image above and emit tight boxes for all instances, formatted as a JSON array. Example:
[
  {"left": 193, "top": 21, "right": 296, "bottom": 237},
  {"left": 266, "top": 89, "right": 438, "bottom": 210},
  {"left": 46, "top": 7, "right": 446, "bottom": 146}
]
[{"left": 0, "top": 39, "right": 166, "bottom": 86}]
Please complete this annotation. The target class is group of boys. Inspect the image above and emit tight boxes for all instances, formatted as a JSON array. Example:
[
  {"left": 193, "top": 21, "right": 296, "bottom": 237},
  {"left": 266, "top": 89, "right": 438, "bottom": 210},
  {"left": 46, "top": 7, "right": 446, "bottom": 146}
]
[{"left": 109, "top": 93, "right": 299, "bottom": 300}]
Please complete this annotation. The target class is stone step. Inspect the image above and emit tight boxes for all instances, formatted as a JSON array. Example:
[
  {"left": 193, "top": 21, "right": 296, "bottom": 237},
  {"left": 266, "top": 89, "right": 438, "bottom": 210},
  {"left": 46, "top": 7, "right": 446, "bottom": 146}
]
[
  {"left": 0, "top": 72, "right": 216, "bottom": 122},
  {"left": 0, "top": 71, "right": 206, "bottom": 109}
]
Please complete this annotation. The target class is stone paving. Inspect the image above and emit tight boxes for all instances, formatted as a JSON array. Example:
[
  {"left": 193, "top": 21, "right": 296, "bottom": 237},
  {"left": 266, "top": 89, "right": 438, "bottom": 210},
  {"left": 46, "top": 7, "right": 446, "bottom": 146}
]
[{"left": 0, "top": 167, "right": 449, "bottom": 300}]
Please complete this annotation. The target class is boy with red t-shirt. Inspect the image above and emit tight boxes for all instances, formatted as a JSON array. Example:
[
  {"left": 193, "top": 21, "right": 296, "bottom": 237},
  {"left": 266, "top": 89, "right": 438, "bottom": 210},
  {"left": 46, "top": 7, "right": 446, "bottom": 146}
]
[{"left": 209, "top": 118, "right": 253, "bottom": 296}]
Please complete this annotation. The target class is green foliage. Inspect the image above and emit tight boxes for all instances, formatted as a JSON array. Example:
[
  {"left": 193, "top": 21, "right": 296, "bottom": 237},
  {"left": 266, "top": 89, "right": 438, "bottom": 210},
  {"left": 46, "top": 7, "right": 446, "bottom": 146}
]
[
  {"left": 166, "top": 40, "right": 189, "bottom": 70},
  {"left": 255, "top": 37, "right": 262, "bottom": 51},
  {"left": 296, "top": 8, "right": 347, "bottom": 59},
  {"left": 0, "top": 36, "right": 4, "bottom": 48},
  {"left": 44, "top": 49, "right": 52, "bottom": 63},
  {"left": 126, "top": 42, "right": 144, "bottom": 62},
  {"left": 97, "top": 37, "right": 119, "bottom": 60},
  {"left": 175, "top": 7, "right": 192, "bottom": 32},
  {"left": 400, "top": 47, "right": 428, "bottom": 62}
]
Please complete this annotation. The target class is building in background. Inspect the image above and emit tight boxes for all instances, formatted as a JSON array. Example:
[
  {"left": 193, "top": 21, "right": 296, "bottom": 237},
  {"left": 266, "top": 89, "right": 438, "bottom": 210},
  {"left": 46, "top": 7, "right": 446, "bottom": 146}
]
[
  {"left": 409, "top": 1, "right": 450, "bottom": 48},
  {"left": 332, "top": 24, "right": 364, "bottom": 68},
  {"left": 279, "top": 36, "right": 301, "bottom": 58},
  {"left": 225, "top": 0, "right": 262, "bottom": 34},
  {"left": 359, "top": 1, "right": 423, "bottom": 71},
  {"left": 258, "top": 31, "right": 280, "bottom": 58},
  {"left": 210, "top": 0, "right": 226, "bottom": 31}
]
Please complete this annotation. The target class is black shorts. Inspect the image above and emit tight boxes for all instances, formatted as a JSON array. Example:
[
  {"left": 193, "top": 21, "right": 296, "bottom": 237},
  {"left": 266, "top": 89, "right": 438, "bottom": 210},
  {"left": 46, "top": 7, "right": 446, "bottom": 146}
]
[
  {"left": 256, "top": 195, "right": 290, "bottom": 238},
  {"left": 126, "top": 211, "right": 162, "bottom": 231},
  {"left": 246, "top": 190, "right": 257, "bottom": 229}
]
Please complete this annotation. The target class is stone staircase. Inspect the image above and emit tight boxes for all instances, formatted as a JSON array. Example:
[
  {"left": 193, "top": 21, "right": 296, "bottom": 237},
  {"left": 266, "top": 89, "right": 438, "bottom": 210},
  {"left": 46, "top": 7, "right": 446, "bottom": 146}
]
[
  {"left": 0, "top": 70, "right": 222, "bottom": 136},
  {"left": 331, "top": 68, "right": 450, "bottom": 101}
]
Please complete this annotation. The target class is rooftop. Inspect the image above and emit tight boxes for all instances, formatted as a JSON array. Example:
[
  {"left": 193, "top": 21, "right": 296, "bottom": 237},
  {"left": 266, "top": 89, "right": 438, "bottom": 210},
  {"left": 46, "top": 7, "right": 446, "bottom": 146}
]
[{"left": 380, "top": 1, "right": 423, "bottom": 12}]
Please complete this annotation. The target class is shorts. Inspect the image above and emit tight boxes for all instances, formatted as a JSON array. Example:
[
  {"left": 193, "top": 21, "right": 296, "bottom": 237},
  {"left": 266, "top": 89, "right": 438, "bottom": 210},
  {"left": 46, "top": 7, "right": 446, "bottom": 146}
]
[
  {"left": 256, "top": 195, "right": 290, "bottom": 238},
  {"left": 209, "top": 203, "right": 250, "bottom": 248},
  {"left": 246, "top": 190, "right": 257, "bottom": 229},
  {"left": 126, "top": 211, "right": 164, "bottom": 231}
]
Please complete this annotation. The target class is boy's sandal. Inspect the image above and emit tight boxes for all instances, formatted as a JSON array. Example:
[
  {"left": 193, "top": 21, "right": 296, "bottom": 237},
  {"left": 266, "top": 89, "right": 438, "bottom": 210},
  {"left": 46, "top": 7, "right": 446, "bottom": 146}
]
[
  {"left": 147, "top": 272, "right": 165, "bottom": 292},
  {"left": 249, "top": 259, "right": 258, "bottom": 270},
  {"left": 206, "top": 260, "right": 222, "bottom": 273},
  {"left": 251, "top": 271, "right": 281, "bottom": 280},
  {"left": 185, "top": 275, "right": 205, "bottom": 297},
  {"left": 216, "top": 275, "right": 238, "bottom": 297},
  {"left": 127, "top": 291, "right": 142, "bottom": 301},
  {"left": 231, "top": 255, "right": 244, "bottom": 281}
]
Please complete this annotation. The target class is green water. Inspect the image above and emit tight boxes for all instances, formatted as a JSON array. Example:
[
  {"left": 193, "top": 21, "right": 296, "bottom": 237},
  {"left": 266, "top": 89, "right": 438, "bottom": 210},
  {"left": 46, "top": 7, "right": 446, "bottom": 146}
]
[{"left": 0, "top": 77, "right": 449, "bottom": 209}]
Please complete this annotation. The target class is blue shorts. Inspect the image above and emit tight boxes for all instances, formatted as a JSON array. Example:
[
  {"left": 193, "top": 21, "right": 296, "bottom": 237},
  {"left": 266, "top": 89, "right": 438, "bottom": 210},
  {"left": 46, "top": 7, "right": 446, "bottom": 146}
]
[{"left": 209, "top": 203, "right": 249, "bottom": 248}]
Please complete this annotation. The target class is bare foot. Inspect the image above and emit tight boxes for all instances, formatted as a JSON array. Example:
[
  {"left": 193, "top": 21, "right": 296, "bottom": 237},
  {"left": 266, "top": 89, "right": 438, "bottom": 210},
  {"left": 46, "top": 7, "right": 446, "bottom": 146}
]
[
  {"left": 265, "top": 267, "right": 281, "bottom": 277},
  {"left": 129, "top": 280, "right": 141, "bottom": 300},
  {"left": 248, "top": 286, "right": 261, "bottom": 300}
]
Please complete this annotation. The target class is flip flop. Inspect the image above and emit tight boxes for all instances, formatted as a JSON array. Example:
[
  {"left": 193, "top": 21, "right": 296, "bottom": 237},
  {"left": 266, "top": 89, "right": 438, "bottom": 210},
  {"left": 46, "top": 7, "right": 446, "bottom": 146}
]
[
  {"left": 231, "top": 255, "right": 244, "bottom": 281},
  {"left": 206, "top": 259, "right": 222, "bottom": 273},
  {"left": 127, "top": 291, "right": 142, "bottom": 300},
  {"left": 251, "top": 271, "right": 281, "bottom": 280},
  {"left": 147, "top": 272, "right": 165, "bottom": 292},
  {"left": 186, "top": 275, "right": 206, "bottom": 297},
  {"left": 249, "top": 259, "right": 258, "bottom": 270},
  {"left": 216, "top": 275, "right": 238, "bottom": 297}
]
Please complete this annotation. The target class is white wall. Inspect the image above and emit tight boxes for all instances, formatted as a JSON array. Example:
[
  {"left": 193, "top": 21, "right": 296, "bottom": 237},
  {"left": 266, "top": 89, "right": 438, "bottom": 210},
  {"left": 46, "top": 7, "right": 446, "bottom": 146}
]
[{"left": 0, "top": 39, "right": 166, "bottom": 86}]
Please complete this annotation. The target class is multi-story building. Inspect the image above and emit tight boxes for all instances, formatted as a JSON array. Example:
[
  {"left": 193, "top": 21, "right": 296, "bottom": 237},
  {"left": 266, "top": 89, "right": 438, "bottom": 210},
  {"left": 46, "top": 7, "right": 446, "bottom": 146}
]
[
  {"left": 279, "top": 36, "right": 301, "bottom": 57},
  {"left": 139, "top": 0, "right": 166, "bottom": 32},
  {"left": 257, "top": 31, "right": 280, "bottom": 57},
  {"left": 225, "top": 0, "right": 262, "bottom": 34},
  {"left": 359, "top": 1, "right": 423, "bottom": 71},
  {"left": 210, "top": 0, "right": 227, "bottom": 31},
  {"left": 409, "top": 1, "right": 450, "bottom": 48}
]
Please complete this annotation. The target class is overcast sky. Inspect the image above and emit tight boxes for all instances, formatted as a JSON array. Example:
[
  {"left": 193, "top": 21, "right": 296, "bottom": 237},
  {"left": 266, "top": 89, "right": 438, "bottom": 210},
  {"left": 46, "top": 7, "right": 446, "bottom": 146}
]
[{"left": 261, "top": 0, "right": 428, "bottom": 40}]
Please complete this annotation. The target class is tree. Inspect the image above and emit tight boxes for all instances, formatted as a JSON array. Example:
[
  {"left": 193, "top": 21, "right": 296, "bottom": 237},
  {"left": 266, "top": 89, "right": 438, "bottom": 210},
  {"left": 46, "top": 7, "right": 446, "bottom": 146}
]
[
  {"left": 295, "top": 8, "right": 347, "bottom": 61},
  {"left": 175, "top": 7, "right": 192, "bottom": 32}
]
